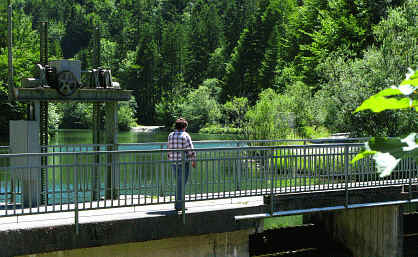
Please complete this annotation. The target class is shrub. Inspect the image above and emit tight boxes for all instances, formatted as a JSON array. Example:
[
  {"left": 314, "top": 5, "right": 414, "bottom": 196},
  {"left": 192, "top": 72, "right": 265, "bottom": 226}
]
[
  {"left": 222, "top": 97, "right": 249, "bottom": 129},
  {"left": 180, "top": 85, "right": 222, "bottom": 132},
  {"left": 244, "top": 89, "right": 292, "bottom": 140},
  {"left": 118, "top": 97, "right": 138, "bottom": 131}
]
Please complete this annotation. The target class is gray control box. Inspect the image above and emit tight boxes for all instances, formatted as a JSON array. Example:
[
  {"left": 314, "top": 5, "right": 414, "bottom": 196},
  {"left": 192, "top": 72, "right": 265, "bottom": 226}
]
[{"left": 49, "top": 60, "right": 81, "bottom": 83}]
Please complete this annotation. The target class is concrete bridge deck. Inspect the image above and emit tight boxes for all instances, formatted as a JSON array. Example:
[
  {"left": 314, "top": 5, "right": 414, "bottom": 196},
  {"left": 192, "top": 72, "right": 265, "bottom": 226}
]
[
  {"left": 1, "top": 180, "right": 417, "bottom": 257},
  {"left": 0, "top": 196, "right": 264, "bottom": 257}
]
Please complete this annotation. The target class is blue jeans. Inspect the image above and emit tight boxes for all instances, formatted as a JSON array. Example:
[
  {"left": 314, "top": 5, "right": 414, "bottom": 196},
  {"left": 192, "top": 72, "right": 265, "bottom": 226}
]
[{"left": 172, "top": 162, "right": 190, "bottom": 210}]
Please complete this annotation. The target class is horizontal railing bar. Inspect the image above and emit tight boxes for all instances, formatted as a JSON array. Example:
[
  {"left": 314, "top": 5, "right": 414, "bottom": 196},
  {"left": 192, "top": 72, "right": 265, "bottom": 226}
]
[
  {"left": 0, "top": 143, "right": 365, "bottom": 157},
  {"left": 235, "top": 198, "right": 418, "bottom": 220},
  {"left": 3, "top": 138, "right": 368, "bottom": 149}
]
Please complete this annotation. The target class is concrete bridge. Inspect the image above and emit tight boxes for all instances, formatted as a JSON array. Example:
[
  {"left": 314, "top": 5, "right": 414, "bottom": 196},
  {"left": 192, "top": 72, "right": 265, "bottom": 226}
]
[{"left": 0, "top": 139, "right": 416, "bottom": 257}]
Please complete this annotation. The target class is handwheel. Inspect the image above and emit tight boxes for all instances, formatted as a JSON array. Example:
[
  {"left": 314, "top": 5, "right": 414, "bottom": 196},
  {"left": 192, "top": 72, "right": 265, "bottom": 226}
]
[{"left": 57, "top": 71, "right": 79, "bottom": 96}]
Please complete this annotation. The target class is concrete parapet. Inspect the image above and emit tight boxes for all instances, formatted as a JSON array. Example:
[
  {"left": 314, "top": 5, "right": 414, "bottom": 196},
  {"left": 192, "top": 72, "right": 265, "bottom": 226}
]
[
  {"left": 17, "top": 230, "right": 251, "bottom": 257},
  {"left": 0, "top": 204, "right": 264, "bottom": 257}
]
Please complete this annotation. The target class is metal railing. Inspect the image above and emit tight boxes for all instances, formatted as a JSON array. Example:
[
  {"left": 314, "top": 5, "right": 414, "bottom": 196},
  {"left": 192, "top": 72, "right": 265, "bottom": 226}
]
[
  {"left": 0, "top": 146, "right": 8, "bottom": 154},
  {"left": 1, "top": 141, "right": 416, "bottom": 216}
]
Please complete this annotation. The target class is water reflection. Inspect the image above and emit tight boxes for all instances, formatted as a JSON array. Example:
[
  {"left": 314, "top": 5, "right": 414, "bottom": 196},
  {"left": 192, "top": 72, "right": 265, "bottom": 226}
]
[{"left": 51, "top": 129, "right": 236, "bottom": 145}]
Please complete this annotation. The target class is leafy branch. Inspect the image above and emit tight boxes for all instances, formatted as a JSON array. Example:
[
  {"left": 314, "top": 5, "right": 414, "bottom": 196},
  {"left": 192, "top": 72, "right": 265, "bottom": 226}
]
[{"left": 352, "top": 68, "right": 417, "bottom": 177}]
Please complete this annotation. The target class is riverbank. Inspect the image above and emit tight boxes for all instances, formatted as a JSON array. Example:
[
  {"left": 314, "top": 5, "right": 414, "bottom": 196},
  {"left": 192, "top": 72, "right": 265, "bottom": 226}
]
[{"left": 130, "top": 126, "right": 165, "bottom": 133}]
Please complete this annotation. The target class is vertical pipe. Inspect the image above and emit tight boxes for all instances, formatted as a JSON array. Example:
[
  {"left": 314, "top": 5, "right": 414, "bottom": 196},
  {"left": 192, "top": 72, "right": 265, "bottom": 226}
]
[
  {"left": 92, "top": 27, "right": 101, "bottom": 201},
  {"left": 7, "top": 0, "right": 14, "bottom": 101},
  {"left": 39, "top": 22, "right": 49, "bottom": 205},
  {"left": 93, "top": 27, "right": 101, "bottom": 68}
]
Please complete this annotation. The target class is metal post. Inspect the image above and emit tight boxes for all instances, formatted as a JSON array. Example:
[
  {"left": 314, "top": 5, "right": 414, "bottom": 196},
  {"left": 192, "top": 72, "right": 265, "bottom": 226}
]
[
  {"left": 236, "top": 142, "right": 241, "bottom": 191},
  {"left": 7, "top": 0, "right": 14, "bottom": 101},
  {"left": 344, "top": 145, "right": 349, "bottom": 208},
  {"left": 92, "top": 104, "right": 101, "bottom": 201},
  {"left": 408, "top": 157, "right": 412, "bottom": 210},
  {"left": 39, "top": 22, "right": 49, "bottom": 205},
  {"left": 92, "top": 26, "right": 102, "bottom": 200},
  {"left": 74, "top": 154, "right": 79, "bottom": 235},
  {"left": 93, "top": 27, "right": 101, "bottom": 70},
  {"left": 270, "top": 148, "right": 274, "bottom": 215},
  {"left": 181, "top": 151, "right": 186, "bottom": 224},
  {"left": 160, "top": 144, "right": 165, "bottom": 196}
]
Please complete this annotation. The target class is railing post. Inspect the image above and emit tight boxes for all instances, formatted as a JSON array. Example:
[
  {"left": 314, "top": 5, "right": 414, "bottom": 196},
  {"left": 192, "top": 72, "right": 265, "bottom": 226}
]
[
  {"left": 160, "top": 144, "right": 164, "bottom": 196},
  {"left": 181, "top": 150, "right": 186, "bottom": 224},
  {"left": 236, "top": 142, "right": 241, "bottom": 191},
  {"left": 408, "top": 157, "right": 412, "bottom": 209},
  {"left": 74, "top": 154, "right": 79, "bottom": 235},
  {"left": 270, "top": 148, "right": 275, "bottom": 215},
  {"left": 344, "top": 145, "right": 349, "bottom": 208}
]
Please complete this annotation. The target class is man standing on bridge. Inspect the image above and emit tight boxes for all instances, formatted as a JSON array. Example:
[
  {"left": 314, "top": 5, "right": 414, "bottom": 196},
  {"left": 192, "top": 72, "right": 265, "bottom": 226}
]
[{"left": 168, "top": 118, "right": 196, "bottom": 211}]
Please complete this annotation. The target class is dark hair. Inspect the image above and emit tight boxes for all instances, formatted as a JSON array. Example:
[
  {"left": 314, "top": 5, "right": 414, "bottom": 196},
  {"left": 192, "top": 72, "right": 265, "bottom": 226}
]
[{"left": 175, "top": 118, "right": 188, "bottom": 130}]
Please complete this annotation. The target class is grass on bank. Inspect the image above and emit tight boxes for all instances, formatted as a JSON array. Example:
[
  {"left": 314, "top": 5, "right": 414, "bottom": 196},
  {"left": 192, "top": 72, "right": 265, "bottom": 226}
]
[
  {"left": 199, "top": 125, "right": 331, "bottom": 139},
  {"left": 264, "top": 215, "right": 303, "bottom": 229}
]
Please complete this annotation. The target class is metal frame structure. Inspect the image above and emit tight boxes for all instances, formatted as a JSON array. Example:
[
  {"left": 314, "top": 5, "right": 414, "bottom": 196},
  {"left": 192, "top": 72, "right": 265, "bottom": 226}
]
[
  {"left": 6, "top": 4, "right": 132, "bottom": 205},
  {"left": 7, "top": 0, "right": 13, "bottom": 102}
]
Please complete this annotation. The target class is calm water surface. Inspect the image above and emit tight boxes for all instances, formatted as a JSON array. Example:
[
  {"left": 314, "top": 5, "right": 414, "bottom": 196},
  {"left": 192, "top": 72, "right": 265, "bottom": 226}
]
[
  {"left": 0, "top": 129, "right": 237, "bottom": 146},
  {"left": 51, "top": 129, "right": 237, "bottom": 145}
]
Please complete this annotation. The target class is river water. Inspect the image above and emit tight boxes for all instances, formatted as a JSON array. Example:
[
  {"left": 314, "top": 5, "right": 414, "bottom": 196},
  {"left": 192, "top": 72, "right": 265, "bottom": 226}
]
[
  {"left": 52, "top": 129, "right": 237, "bottom": 144},
  {"left": 0, "top": 129, "right": 238, "bottom": 146}
]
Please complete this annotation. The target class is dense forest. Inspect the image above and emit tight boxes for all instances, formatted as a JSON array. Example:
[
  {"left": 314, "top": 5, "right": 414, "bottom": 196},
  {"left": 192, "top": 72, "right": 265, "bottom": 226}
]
[{"left": 0, "top": 0, "right": 416, "bottom": 139}]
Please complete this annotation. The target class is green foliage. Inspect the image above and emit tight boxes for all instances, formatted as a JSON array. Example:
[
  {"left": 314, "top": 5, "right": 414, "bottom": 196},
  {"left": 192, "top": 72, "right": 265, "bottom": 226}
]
[
  {"left": 118, "top": 97, "right": 138, "bottom": 131},
  {"left": 0, "top": 9, "right": 38, "bottom": 134},
  {"left": 180, "top": 85, "right": 222, "bottom": 132},
  {"left": 299, "top": 126, "right": 330, "bottom": 139},
  {"left": 222, "top": 97, "right": 249, "bottom": 129},
  {"left": 48, "top": 103, "right": 63, "bottom": 131},
  {"left": 352, "top": 69, "right": 418, "bottom": 177},
  {"left": 313, "top": 0, "right": 417, "bottom": 137},
  {"left": 184, "top": 0, "right": 223, "bottom": 88},
  {"left": 222, "top": 0, "right": 294, "bottom": 103},
  {"left": 354, "top": 68, "right": 418, "bottom": 113},
  {"left": 154, "top": 74, "right": 188, "bottom": 129},
  {"left": 58, "top": 102, "right": 92, "bottom": 129},
  {"left": 0, "top": 0, "right": 415, "bottom": 139},
  {"left": 244, "top": 88, "right": 291, "bottom": 140},
  {"left": 199, "top": 125, "right": 241, "bottom": 135},
  {"left": 264, "top": 216, "right": 303, "bottom": 230}
]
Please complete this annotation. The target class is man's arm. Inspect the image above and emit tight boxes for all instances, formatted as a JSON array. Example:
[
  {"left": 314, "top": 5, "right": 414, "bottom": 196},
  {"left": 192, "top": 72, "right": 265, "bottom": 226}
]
[{"left": 184, "top": 133, "right": 196, "bottom": 167}]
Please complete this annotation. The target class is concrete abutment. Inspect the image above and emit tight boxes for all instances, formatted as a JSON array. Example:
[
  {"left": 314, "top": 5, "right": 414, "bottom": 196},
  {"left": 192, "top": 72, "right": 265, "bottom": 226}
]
[
  {"left": 18, "top": 230, "right": 252, "bottom": 257},
  {"left": 309, "top": 205, "right": 403, "bottom": 257}
]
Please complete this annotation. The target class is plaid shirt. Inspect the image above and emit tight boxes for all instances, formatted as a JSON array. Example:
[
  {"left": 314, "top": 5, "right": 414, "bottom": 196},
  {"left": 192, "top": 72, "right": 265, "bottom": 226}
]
[{"left": 167, "top": 130, "right": 196, "bottom": 161}]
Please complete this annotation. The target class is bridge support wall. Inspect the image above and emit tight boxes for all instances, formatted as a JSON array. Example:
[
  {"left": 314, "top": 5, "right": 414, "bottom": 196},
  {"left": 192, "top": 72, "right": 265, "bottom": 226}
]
[
  {"left": 18, "top": 229, "right": 251, "bottom": 257},
  {"left": 311, "top": 205, "right": 403, "bottom": 257}
]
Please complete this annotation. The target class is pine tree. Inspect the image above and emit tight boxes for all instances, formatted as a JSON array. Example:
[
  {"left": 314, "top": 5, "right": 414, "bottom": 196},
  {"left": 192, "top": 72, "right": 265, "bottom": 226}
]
[
  {"left": 184, "top": 0, "right": 223, "bottom": 88},
  {"left": 129, "top": 23, "right": 161, "bottom": 124},
  {"left": 258, "top": 24, "right": 279, "bottom": 92},
  {"left": 221, "top": 0, "right": 291, "bottom": 103}
]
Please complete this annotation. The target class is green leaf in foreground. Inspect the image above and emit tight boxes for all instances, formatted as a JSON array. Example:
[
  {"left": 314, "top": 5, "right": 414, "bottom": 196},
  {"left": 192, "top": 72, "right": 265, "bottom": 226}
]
[
  {"left": 368, "top": 137, "right": 410, "bottom": 159},
  {"left": 354, "top": 95, "right": 412, "bottom": 113},
  {"left": 351, "top": 150, "right": 377, "bottom": 164}
]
